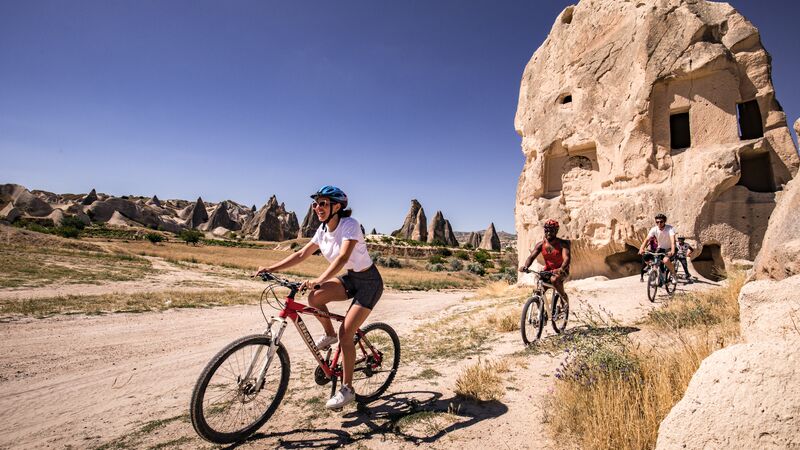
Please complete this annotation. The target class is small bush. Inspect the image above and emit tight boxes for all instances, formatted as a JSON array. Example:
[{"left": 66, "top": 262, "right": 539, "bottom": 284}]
[
  {"left": 369, "top": 251, "right": 382, "bottom": 261},
  {"left": 61, "top": 215, "right": 86, "bottom": 230},
  {"left": 463, "top": 244, "right": 473, "bottom": 250},
  {"left": 437, "top": 247, "right": 452, "bottom": 257},
  {"left": 179, "top": 229, "right": 203, "bottom": 245},
  {"left": 381, "top": 256, "right": 402, "bottom": 268},
  {"left": 455, "top": 359, "right": 509, "bottom": 402},
  {"left": 144, "top": 232, "right": 164, "bottom": 244},
  {"left": 428, "top": 255, "right": 445, "bottom": 264},
  {"left": 482, "top": 260, "right": 495, "bottom": 269},
  {"left": 455, "top": 250, "right": 470, "bottom": 260},
  {"left": 426, "top": 263, "right": 445, "bottom": 272},
  {"left": 473, "top": 249, "right": 490, "bottom": 264},
  {"left": 55, "top": 226, "right": 80, "bottom": 238},
  {"left": 448, "top": 259, "right": 464, "bottom": 272},
  {"left": 467, "top": 263, "right": 485, "bottom": 276}
]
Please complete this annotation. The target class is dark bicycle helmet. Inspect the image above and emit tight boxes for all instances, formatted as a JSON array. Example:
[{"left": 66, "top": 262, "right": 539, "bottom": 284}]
[
  {"left": 543, "top": 219, "right": 560, "bottom": 231},
  {"left": 310, "top": 185, "right": 348, "bottom": 209}
]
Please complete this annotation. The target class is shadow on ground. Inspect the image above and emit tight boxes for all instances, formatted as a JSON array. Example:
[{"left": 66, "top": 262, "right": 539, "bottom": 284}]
[{"left": 233, "top": 390, "right": 507, "bottom": 448}]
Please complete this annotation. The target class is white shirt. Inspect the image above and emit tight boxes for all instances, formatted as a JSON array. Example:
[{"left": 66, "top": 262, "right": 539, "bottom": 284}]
[
  {"left": 311, "top": 217, "right": 373, "bottom": 272},
  {"left": 647, "top": 224, "right": 676, "bottom": 251}
]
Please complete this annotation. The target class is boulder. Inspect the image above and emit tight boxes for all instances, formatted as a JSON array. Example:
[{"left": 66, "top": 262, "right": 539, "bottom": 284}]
[
  {"left": 87, "top": 198, "right": 140, "bottom": 223},
  {"left": 46, "top": 209, "right": 66, "bottom": 227},
  {"left": 81, "top": 188, "right": 98, "bottom": 205},
  {"left": 32, "top": 190, "right": 58, "bottom": 203},
  {"left": 738, "top": 275, "right": 800, "bottom": 343},
  {"left": 656, "top": 341, "right": 800, "bottom": 450},
  {"left": 298, "top": 204, "right": 321, "bottom": 238},
  {"left": 200, "top": 200, "right": 240, "bottom": 231},
  {"left": 0, "top": 184, "right": 26, "bottom": 209},
  {"left": 0, "top": 204, "right": 21, "bottom": 223},
  {"left": 392, "top": 199, "right": 427, "bottom": 242},
  {"left": 107, "top": 210, "right": 139, "bottom": 228},
  {"left": 10, "top": 189, "right": 53, "bottom": 217},
  {"left": 480, "top": 223, "right": 501, "bottom": 251},
  {"left": 242, "top": 196, "right": 299, "bottom": 241},
  {"left": 515, "top": 0, "right": 799, "bottom": 279}
]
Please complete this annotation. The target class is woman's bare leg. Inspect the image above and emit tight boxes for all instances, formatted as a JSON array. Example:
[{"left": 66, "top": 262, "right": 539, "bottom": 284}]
[
  {"left": 307, "top": 279, "right": 348, "bottom": 336},
  {"left": 338, "top": 305, "right": 372, "bottom": 387}
]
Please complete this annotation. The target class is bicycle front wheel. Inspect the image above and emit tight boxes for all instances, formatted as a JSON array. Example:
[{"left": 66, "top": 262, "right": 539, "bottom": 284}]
[
  {"left": 665, "top": 271, "right": 677, "bottom": 294},
  {"left": 647, "top": 270, "right": 658, "bottom": 302},
  {"left": 190, "top": 335, "right": 290, "bottom": 444},
  {"left": 520, "top": 296, "right": 545, "bottom": 345},
  {"left": 551, "top": 292, "right": 569, "bottom": 334},
  {"left": 352, "top": 322, "right": 400, "bottom": 403}
]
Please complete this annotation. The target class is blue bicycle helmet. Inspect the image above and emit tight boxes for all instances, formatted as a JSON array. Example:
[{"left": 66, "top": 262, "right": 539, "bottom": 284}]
[{"left": 310, "top": 185, "right": 348, "bottom": 209}]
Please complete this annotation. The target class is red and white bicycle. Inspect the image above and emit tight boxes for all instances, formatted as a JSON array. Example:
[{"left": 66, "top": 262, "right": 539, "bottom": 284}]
[{"left": 190, "top": 272, "right": 400, "bottom": 444}]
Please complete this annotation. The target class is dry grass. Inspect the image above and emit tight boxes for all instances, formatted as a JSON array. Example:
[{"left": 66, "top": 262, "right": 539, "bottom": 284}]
[
  {"left": 454, "top": 359, "right": 510, "bottom": 402},
  {"left": 485, "top": 306, "right": 522, "bottom": 332},
  {"left": 547, "top": 273, "right": 745, "bottom": 450},
  {"left": 0, "top": 226, "right": 151, "bottom": 289},
  {"left": 114, "top": 241, "right": 484, "bottom": 290},
  {"left": 0, "top": 289, "right": 260, "bottom": 317}
]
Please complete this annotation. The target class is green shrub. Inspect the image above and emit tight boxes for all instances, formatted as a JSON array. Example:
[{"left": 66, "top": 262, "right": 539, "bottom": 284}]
[
  {"left": 179, "top": 229, "right": 203, "bottom": 245},
  {"left": 473, "top": 249, "right": 490, "bottom": 264},
  {"left": 369, "top": 251, "right": 382, "bottom": 261},
  {"left": 437, "top": 247, "right": 452, "bottom": 257},
  {"left": 467, "top": 263, "right": 485, "bottom": 276},
  {"left": 448, "top": 259, "right": 464, "bottom": 272},
  {"left": 379, "top": 256, "right": 402, "bottom": 268},
  {"left": 426, "top": 263, "right": 445, "bottom": 272},
  {"left": 483, "top": 260, "right": 495, "bottom": 269},
  {"left": 61, "top": 215, "right": 86, "bottom": 230},
  {"left": 145, "top": 232, "right": 164, "bottom": 244},
  {"left": 463, "top": 244, "right": 473, "bottom": 250},
  {"left": 55, "top": 226, "right": 80, "bottom": 238},
  {"left": 455, "top": 250, "right": 470, "bottom": 260},
  {"left": 428, "top": 254, "right": 445, "bottom": 264}
]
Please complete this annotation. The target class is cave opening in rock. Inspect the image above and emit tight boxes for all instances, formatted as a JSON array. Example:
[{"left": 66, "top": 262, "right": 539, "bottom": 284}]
[
  {"left": 561, "top": 95, "right": 572, "bottom": 104},
  {"left": 737, "top": 152, "right": 776, "bottom": 193},
  {"left": 737, "top": 99, "right": 764, "bottom": 140},
  {"left": 604, "top": 245, "right": 642, "bottom": 278},
  {"left": 693, "top": 244, "right": 726, "bottom": 281},
  {"left": 670, "top": 112, "right": 691, "bottom": 150}
]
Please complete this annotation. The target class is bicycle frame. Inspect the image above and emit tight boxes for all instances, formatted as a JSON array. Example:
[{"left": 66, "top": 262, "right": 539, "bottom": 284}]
[{"left": 247, "top": 285, "right": 382, "bottom": 394}]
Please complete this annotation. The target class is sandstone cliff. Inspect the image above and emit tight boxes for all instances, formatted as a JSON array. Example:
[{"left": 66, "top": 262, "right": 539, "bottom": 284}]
[{"left": 515, "top": 0, "right": 799, "bottom": 279}]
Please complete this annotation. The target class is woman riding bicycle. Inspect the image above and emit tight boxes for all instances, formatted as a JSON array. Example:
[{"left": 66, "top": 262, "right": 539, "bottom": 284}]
[
  {"left": 256, "top": 185, "right": 383, "bottom": 409},
  {"left": 519, "top": 219, "right": 571, "bottom": 307}
]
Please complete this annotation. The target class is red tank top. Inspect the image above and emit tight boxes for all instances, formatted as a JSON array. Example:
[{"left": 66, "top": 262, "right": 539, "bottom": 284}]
[{"left": 541, "top": 239, "right": 565, "bottom": 270}]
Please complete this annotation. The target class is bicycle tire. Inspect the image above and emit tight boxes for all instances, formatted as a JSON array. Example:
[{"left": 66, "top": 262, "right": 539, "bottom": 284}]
[
  {"left": 520, "top": 296, "right": 545, "bottom": 345},
  {"left": 551, "top": 292, "right": 569, "bottom": 334},
  {"left": 190, "top": 334, "right": 290, "bottom": 444},
  {"left": 353, "top": 322, "right": 401, "bottom": 403},
  {"left": 647, "top": 270, "right": 658, "bottom": 302},
  {"left": 665, "top": 271, "right": 677, "bottom": 294}
]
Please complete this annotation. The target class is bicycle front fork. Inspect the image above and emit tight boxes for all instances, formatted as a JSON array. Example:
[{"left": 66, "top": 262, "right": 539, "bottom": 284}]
[{"left": 242, "top": 317, "right": 289, "bottom": 392}]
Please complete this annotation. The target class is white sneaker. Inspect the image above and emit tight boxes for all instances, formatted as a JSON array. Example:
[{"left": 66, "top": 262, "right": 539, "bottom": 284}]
[
  {"left": 326, "top": 385, "right": 355, "bottom": 409},
  {"left": 315, "top": 334, "right": 338, "bottom": 351}
]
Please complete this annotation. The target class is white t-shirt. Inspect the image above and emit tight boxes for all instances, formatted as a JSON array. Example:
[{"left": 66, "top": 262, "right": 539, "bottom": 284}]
[
  {"left": 647, "top": 224, "right": 676, "bottom": 251},
  {"left": 311, "top": 217, "right": 373, "bottom": 272}
]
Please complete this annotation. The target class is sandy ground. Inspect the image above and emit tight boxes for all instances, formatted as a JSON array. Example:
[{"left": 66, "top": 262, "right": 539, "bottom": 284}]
[{"left": 0, "top": 273, "right": 718, "bottom": 450}]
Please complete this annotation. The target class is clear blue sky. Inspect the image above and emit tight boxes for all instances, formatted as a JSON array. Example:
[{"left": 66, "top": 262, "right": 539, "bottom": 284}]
[{"left": 1, "top": 1, "right": 798, "bottom": 234}]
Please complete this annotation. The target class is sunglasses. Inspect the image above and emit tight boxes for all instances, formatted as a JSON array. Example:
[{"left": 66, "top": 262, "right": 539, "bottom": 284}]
[
  {"left": 655, "top": 220, "right": 665, "bottom": 224},
  {"left": 312, "top": 200, "right": 330, "bottom": 209}
]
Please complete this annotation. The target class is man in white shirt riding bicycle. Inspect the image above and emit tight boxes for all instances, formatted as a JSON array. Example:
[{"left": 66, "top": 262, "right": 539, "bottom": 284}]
[{"left": 638, "top": 213, "right": 678, "bottom": 281}]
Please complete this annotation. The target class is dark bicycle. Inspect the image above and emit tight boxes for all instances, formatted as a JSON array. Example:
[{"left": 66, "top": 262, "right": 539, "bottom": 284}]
[
  {"left": 519, "top": 269, "right": 569, "bottom": 344},
  {"left": 644, "top": 251, "right": 677, "bottom": 302}
]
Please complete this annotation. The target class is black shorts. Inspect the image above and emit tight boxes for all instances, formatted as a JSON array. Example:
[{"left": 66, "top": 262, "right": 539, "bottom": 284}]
[{"left": 338, "top": 265, "right": 383, "bottom": 310}]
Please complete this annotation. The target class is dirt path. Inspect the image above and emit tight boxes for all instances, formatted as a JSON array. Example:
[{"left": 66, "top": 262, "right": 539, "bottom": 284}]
[{"left": 0, "top": 276, "right": 716, "bottom": 449}]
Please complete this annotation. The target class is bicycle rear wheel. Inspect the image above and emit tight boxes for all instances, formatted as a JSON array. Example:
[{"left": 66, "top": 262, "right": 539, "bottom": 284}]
[
  {"left": 190, "top": 335, "right": 290, "bottom": 444},
  {"left": 551, "top": 292, "right": 569, "bottom": 334},
  {"left": 647, "top": 270, "right": 658, "bottom": 302},
  {"left": 520, "top": 295, "right": 545, "bottom": 345},
  {"left": 352, "top": 322, "right": 400, "bottom": 403}
]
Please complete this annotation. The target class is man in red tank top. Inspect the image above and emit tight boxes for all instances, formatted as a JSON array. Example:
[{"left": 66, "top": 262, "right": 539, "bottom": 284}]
[{"left": 519, "top": 219, "right": 571, "bottom": 306}]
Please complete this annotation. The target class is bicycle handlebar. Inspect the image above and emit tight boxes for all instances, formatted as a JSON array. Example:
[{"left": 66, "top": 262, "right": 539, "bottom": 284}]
[
  {"left": 521, "top": 268, "right": 555, "bottom": 276},
  {"left": 256, "top": 272, "right": 303, "bottom": 289}
]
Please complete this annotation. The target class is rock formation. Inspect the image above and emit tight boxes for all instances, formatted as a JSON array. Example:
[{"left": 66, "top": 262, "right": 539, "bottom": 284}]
[
  {"left": 370, "top": 228, "right": 377, "bottom": 235},
  {"left": 393, "top": 199, "right": 427, "bottom": 242},
  {"left": 467, "top": 231, "right": 482, "bottom": 248},
  {"left": 480, "top": 223, "right": 501, "bottom": 251},
  {"left": 6, "top": 187, "right": 53, "bottom": 217},
  {"left": 81, "top": 188, "right": 98, "bottom": 205},
  {"left": 443, "top": 220, "right": 459, "bottom": 247},
  {"left": 298, "top": 204, "right": 321, "bottom": 238},
  {"left": 242, "top": 196, "right": 299, "bottom": 241},
  {"left": 657, "top": 119, "right": 800, "bottom": 448},
  {"left": 515, "top": 0, "right": 799, "bottom": 280},
  {"left": 147, "top": 195, "right": 162, "bottom": 208},
  {"left": 200, "top": 200, "right": 240, "bottom": 232},
  {"left": 0, "top": 204, "right": 21, "bottom": 223},
  {"left": 427, "top": 211, "right": 447, "bottom": 245},
  {"left": 184, "top": 197, "right": 208, "bottom": 229}
]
